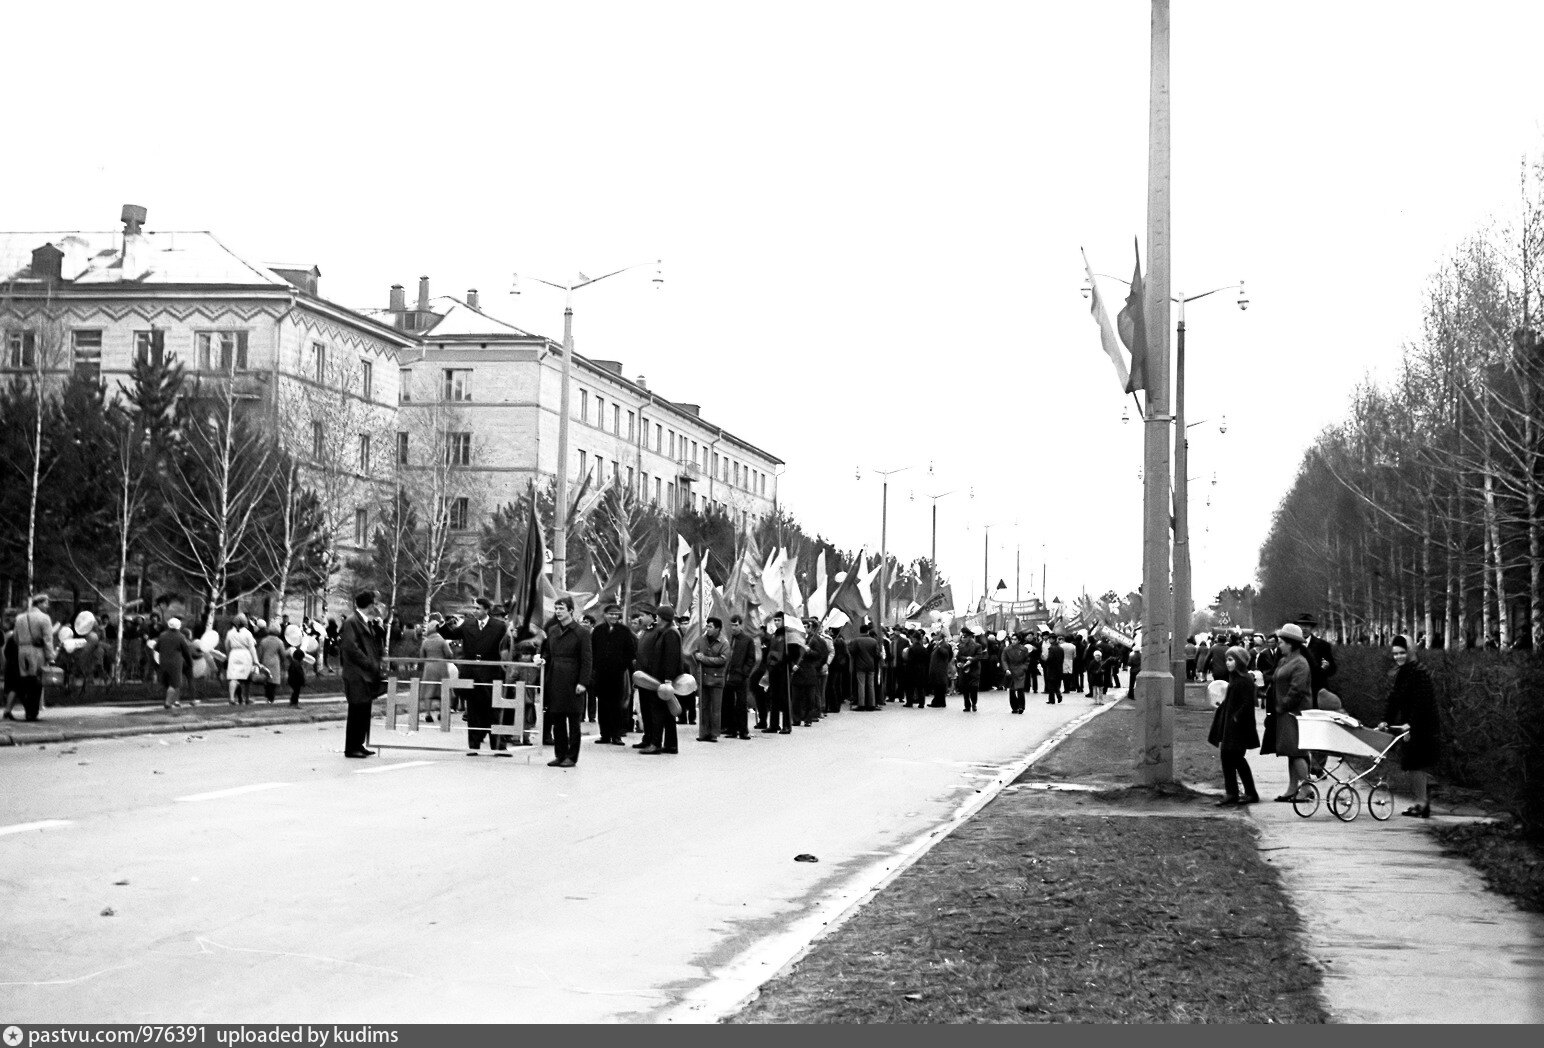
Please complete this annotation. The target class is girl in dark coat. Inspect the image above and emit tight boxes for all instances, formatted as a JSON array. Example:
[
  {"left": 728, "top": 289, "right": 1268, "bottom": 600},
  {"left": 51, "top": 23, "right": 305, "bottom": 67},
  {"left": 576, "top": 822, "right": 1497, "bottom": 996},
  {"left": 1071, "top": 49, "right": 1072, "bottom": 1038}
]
[
  {"left": 1376, "top": 635, "right": 1440, "bottom": 818},
  {"left": 1208, "top": 646, "right": 1261, "bottom": 806},
  {"left": 927, "top": 636, "right": 953, "bottom": 707}
]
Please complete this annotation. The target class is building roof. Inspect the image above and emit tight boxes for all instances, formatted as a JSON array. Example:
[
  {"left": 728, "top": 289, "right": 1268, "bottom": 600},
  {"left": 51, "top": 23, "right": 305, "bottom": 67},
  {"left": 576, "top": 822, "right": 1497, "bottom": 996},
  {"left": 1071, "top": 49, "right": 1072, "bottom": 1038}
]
[
  {"left": 0, "top": 230, "right": 289, "bottom": 287},
  {"left": 360, "top": 295, "right": 542, "bottom": 340}
]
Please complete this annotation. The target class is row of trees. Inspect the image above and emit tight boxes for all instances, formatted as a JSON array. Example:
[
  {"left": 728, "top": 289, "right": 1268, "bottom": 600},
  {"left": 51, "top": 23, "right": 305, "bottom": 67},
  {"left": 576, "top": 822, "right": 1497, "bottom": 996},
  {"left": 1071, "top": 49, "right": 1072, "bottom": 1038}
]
[{"left": 1254, "top": 156, "right": 1544, "bottom": 649}]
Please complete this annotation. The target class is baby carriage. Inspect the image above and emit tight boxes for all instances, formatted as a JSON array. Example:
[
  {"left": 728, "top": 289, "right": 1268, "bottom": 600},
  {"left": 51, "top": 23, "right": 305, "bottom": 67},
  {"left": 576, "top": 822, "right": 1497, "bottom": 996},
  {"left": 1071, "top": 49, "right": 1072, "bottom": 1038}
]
[{"left": 1289, "top": 710, "right": 1410, "bottom": 822}]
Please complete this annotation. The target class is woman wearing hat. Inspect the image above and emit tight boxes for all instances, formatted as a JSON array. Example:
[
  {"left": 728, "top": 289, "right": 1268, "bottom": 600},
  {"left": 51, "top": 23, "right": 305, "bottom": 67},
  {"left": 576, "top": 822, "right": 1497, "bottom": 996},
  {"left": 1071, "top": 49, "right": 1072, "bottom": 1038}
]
[
  {"left": 1265, "top": 623, "right": 1313, "bottom": 802},
  {"left": 1375, "top": 635, "right": 1441, "bottom": 818}
]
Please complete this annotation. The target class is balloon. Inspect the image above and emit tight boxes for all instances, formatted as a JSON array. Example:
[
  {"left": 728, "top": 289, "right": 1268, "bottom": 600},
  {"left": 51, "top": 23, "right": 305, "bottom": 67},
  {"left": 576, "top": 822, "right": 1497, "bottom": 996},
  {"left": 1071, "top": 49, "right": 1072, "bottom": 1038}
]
[
  {"left": 671, "top": 673, "right": 698, "bottom": 697},
  {"left": 58, "top": 625, "right": 75, "bottom": 644},
  {"left": 74, "top": 611, "right": 97, "bottom": 635},
  {"left": 1207, "top": 679, "right": 1228, "bottom": 709},
  {"left": 284, "top": 624, "right": 302, "bottom": 647},
  {"left": 199, "top": 629, "right": 219, "bottom": 652},
  {"left": 63, "top": 637, "right": 87, "bottom": 653},
  {"left": 300, "top": 635, "right": 319, "bottom": 655},
  {"left": 191, "top": 657, "right": 208, "bottom": 679}
]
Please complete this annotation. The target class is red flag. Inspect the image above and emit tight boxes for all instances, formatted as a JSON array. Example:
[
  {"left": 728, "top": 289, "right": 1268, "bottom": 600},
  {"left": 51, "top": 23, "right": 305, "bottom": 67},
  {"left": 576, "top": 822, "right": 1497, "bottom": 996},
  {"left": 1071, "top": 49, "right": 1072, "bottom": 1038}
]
[{"left": 1117, "top": 238, "right": 1148, "bottom": 395}]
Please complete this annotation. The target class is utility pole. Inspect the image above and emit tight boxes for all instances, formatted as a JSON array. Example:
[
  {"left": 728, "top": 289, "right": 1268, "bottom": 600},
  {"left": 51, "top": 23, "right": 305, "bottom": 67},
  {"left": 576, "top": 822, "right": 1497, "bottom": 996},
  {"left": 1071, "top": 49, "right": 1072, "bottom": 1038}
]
[{"left": 1137, "top": 0, "right": 1176, "bottom": 784}]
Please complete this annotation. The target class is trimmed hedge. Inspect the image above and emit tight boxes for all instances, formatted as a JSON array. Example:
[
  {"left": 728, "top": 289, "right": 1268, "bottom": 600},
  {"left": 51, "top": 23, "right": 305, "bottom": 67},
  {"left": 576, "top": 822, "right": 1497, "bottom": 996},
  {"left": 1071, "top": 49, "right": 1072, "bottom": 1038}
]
[{"left": 1328, "top": 646, "right": 1544, "bottom": 837}]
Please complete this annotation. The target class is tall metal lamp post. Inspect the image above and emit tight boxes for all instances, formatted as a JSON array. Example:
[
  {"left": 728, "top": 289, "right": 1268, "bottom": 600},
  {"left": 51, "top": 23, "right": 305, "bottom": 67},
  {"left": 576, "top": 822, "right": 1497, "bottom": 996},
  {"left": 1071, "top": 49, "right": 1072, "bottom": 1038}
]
[
  {"left": 511, "top": 260, "right": 662, "bottom": 587},
  {"left": 859, "top": 462, "right": 929, "bottom": 627}
]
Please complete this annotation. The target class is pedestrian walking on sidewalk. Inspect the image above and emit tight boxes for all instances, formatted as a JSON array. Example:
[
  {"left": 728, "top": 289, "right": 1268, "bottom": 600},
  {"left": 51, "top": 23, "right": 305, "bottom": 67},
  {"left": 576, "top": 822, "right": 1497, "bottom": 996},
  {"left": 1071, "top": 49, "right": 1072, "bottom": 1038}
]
[
  {"left": 1208, "top": 646, "right": 1261, "bottom": 806},
  {"left": 1264, "top": 623, "right": 1313, "bottom": 802},
  {"left": 155, "top": 617, "right": 196, "bottom": 709},
  {"left": 10, "top": 593, "right": 56, "bottom": 722},
  {"left": 1376, "top": 635, "right": 1441, "bottom": 818}
]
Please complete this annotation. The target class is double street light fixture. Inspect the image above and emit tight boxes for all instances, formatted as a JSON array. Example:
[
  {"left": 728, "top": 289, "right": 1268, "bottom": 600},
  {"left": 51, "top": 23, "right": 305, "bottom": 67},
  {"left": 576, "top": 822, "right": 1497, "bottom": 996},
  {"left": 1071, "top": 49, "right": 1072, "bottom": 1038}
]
[
  {"left": 511, "top": 260, "right": 663, "bottom": 587},
  {"left": 1084, "top": 271, "right": 1248, "bottom": 702},
  {"left": 858, "top": 461, "right": 933, "bottom": 627}
]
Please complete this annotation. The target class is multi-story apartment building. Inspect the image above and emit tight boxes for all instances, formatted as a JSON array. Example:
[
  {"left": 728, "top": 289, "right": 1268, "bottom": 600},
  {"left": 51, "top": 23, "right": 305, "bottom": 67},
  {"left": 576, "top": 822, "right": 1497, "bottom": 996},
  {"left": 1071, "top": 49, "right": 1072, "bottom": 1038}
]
[
  {"left": 0, "top": 206, "right": 782, "bottom": 617},
  {"left": 375, "top": 279, "right": 782, "bottom": 528}
]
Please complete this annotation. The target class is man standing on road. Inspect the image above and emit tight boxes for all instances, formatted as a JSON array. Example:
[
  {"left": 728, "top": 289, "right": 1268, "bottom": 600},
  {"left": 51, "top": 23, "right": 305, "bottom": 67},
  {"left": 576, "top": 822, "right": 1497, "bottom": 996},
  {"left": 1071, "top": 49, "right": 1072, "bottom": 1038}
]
[
  {"left": 635, "top": 604, "right": 682, "bottom": 755},
  {"left": 590, "top": 603, "right": 636, "bottom": 745},
  {"left": 724, "top": 614, "right": 757, "bottom": 739},
  {"left": 540, "top": 597, "right": 592, "bottom": 767},
  {"left": 1042, "top": 631, "right": 1064, "bottom": 704},
  {"left": 339, "top": 590, "right": 385, "bottom": 758},
  {"left": 442, "top": 597, "right": 511, "bottom": 753},
  {"left": 1297, "top": 614, "right": 1338, "bottom": 699},
  {"left": 692, "top": 616, "right": 730, "bottom": 742},
  {"left": 761, "top": 612, "right": 802, "bottom": 734},
  {"left": 849, "top": 622, "right": 881, "bottom": 711}
]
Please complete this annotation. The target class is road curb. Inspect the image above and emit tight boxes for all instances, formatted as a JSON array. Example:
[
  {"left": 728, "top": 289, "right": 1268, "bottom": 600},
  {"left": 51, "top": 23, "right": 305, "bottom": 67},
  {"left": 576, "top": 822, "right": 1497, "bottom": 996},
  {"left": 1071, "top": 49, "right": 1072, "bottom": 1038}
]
[
  {"left": 0, "top": 707, "right": 349, "bottom": 747},
  {"left": 656, "top": 697, "right": 1124, "bottom": 1024}
]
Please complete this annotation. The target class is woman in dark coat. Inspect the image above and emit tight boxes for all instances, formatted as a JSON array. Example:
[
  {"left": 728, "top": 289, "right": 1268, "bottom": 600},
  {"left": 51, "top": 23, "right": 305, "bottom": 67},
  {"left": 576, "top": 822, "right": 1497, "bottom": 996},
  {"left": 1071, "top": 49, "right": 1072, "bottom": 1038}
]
[
  {"left": 927, "top": 634, "right": 953, "bottom": 707},
  {"left": 539, "top": 597, "right": 592, "bottom": 768},
  {"left": 905, "top": 632, "right": 930, "bottom": 707},
  {"left": 1264, "top": 623, "right": 1314, "bottom": 801},
  {"left": 1376, "top": 634, "right": 1440, "bottom": 818},
  {"left": 1208, "top": 646, "right": 1261, "bottom": 806}
]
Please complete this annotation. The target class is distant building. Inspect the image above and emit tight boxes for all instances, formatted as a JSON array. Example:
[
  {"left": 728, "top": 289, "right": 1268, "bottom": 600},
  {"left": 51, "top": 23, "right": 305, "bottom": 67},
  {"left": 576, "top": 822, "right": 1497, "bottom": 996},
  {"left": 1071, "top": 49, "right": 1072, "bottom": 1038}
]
[{"left": 369, "top": 279, "right": 782, "bottom": 527}]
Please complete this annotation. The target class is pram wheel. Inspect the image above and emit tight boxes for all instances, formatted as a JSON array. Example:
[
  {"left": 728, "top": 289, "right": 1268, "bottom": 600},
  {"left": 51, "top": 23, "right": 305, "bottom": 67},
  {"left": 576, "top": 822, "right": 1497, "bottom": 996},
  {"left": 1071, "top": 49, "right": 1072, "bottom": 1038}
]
[
  {"left": 1292, "top": 782, "right": 1320, "bottom": 818},
  {"left": 1328, "top": 783, "right": 1360, "bottom": 822},
  {"left": 1368, "top": 782, "right": 1394, "bottom": 821}
]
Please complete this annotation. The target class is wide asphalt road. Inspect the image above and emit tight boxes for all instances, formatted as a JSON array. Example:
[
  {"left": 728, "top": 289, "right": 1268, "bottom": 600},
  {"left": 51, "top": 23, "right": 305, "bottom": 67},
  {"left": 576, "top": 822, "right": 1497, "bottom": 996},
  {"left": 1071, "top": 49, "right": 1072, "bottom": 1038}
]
[{"left": 0, "top": 693, "right": 1090, "bottom": 1023}]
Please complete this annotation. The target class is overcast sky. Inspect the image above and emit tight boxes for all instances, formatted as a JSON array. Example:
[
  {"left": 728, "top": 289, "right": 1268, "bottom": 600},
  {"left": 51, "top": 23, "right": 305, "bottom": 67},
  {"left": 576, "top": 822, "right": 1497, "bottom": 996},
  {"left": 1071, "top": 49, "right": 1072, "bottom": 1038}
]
[{"left": 10, "top": 0, "right": 1544, "bottom": 616}]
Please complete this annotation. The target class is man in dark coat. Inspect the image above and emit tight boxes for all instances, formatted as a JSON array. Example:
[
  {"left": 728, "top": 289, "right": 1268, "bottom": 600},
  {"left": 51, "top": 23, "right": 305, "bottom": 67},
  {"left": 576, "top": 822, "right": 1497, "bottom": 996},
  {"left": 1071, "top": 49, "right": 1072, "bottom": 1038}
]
[
  {"left": 339, "top": 589, "right": 385, "bottom": 758},
  {"left": 1297, "top": 614, "right": 1338, "bottom": 699},
  {"left": 828, "top": 629, "right": 849, "bottom": 712},
  {"left": 794, "top": 621, "right": 827, "bottom": 726},
  {"left": 634, "top": 603, "right": 682, "bottom": 754},
  {"left": 724, "top": 614, "right": 758, "bottom": 739},
  {"left": 904, "top": 630, "right": 929, "bottom": 707},
  {"left": 849, "top": 623, "right": 881, "bottom": 710},
  {"left": 540, "top": 597, "right": 592, "bottom": 767},
  {"left": 761, "top": 613, "right": 802, "bottom": 733},
  {"left": 441, "top": 596, "right": 511, "bottom": 753},
  {"left": 590, "top": 602, "right": 637, "bottom": 745},
  {"left": 1042, "top": 632, "right": 1064, "bottom": 704}
]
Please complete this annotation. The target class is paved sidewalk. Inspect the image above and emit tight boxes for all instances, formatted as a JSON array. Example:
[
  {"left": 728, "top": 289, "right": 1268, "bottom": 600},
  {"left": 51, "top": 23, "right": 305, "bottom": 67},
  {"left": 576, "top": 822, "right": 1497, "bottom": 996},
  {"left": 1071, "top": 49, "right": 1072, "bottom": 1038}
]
[
  {"left": 1202, "top": 712, "right": 1544, "bottom": 1024},
  {"left": 0, "top": 691, "right": 351, "bottom": 746}
]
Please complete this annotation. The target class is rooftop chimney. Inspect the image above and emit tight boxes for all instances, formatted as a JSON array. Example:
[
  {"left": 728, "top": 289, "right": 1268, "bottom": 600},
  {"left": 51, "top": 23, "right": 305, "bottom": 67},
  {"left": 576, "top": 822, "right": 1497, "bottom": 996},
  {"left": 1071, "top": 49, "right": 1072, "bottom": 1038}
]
[
  {"left": 120, "top": 204, "right": 149, "bottom": 279},
  {"left": 389, "top": 284, "right": 406, "bottom": 311},
  {"left": 467, "top": 289, "right": 480, "bottom": 309},
  {"left": 417, "top": 276, "right": 431, "bottom": 311},
  {"left": 30, "top": 243, "right": 63, "bottom": 283},
  {"left": 636, "top": 374, "right": 647, "bottom": 390}
]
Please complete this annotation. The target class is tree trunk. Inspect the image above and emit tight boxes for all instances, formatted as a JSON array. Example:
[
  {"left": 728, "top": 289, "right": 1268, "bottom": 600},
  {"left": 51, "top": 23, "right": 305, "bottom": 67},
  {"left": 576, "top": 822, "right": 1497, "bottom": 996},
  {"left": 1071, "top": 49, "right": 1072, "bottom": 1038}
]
[
  {"left": 1421, "top": 507, "right": 1435, "bottom": 645},
  {"left": 27, "top": 382, "right": 42, "bottom": 596},
  {"left": 1446, "top": 490, "right": 1460, "bottom": 649}
]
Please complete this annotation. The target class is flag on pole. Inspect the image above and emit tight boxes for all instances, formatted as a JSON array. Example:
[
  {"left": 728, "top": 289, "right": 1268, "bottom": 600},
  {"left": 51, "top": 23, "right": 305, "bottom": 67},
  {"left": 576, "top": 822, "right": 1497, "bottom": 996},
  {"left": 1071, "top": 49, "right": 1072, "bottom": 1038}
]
[
  {"left": 1117, "top": 238, "right": 1148, "bottom": 395},
  {"left": 1082, "top": 247, "right": 1131, "bottom": 393},
  {"left": 760, "top": 547, "right": 788, "bottom": 615},
  {"left": 780, "top": 550, "right": 805, "bottom": 618},
  {"left": 807, "top": 550, "right": 829, "bottom": 619},
  {"left": 516, "top": 483, "right": 548, "bottom": 638}
]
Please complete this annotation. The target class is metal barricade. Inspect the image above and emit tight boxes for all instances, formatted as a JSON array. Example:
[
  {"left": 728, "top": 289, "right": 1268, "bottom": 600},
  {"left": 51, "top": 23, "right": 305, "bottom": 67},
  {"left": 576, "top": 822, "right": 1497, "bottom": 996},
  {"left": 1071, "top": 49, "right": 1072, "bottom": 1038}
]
[{"left": 379, "top": 656, "right": 545, "bottom": 759}]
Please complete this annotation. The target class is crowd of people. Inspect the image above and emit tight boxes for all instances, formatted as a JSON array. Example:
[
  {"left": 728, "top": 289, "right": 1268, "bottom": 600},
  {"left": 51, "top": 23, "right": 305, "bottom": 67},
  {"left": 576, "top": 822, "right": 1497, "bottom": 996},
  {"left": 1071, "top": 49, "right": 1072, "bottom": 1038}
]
[{"left": 329, "top": 595, "right": 1142, "bottom": 766}]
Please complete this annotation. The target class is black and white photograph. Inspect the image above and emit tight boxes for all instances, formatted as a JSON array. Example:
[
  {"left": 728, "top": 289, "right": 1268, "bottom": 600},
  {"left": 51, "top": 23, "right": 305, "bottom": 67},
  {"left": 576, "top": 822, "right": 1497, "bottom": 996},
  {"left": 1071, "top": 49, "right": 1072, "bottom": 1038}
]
[{"left": 2, "top": 0, "right": 1542, "bottom": 1029}]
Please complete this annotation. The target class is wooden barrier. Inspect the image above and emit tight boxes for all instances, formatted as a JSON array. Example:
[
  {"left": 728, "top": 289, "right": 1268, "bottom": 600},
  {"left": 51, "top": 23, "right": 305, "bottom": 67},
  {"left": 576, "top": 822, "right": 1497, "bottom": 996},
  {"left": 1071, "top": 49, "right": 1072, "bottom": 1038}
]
[{"left": 378, "top": 657, "right": 545, "bottom": 759}]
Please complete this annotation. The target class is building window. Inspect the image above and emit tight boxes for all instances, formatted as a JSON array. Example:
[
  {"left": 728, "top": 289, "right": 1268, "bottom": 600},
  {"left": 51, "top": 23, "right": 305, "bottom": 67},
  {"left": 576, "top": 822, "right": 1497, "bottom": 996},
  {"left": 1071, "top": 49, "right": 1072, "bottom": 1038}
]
[
  {"left": 596, "top": 396, "right": 605, "bottom": 427},
  {"left": 6, "top": 330, "right": 37, "bottom": 369},
  {"left": 361, "top": 360, "right": 373, "bottom": 400},
  {"left": 655, "top": 423, "right": 662, "bottom": 453},
  {"left": 612, "top": 460, "right": 621, "bottom": 483},
  {"left": 667, "top": 481, "right": 675, "bottom": 508},
  {"left": 313, "top": 342, "right": 327, "bottom": 383},
  {"left": 445, "top": 497, "right": 470, "bottom": 531},
  {"left": 613, "top": 404, "right": 622, "bottom": 435},
  {"left": 578, "top": 450, "right": 587, "bottom": 479},
  {"left": 711, "top": 452, "right": 719, "bottom": 476},
  {"left": 627, "top": 466, "right": 635, "bottom": 490},
  {"left": 445, "top": 432, "right": 471, "bottom": 467},
  {"left": 653, "top": 476, "right": 662, "bottom": 503},
  {"left": 690, "top": 440, "right": 698, "bottom": 462},
  {"left": 133, "top": 330, "right": 166, "bottom": 367},
  {"left": 399, "top": 367, "right": 412, "bottom": 402},
  {"left": 358, "top": 434, "right": 372, "bottom": 473},
  {"left": 71, "top": 329, "right": 103, "bottom": 381},
  {"left": 734, "top": 462, "right": 741, "bottom": 487},
  {"left": 196, "top": 330, "right": 249, "bottom": 373},
  {"left": 312, "top": 420, "right": 324, "bottom": 459},
  {"left": 354, "top": 508, "right": 369, "bottom": 546},
  {"left": 443, "top": 369, "right": 472, "bottom": 401},
  {"left": 580, "top": 389, "right": 589, "bottom": 422},
  {"left": 627, "top": 410, "right": 636, "bottom": 441},
  {"left": 396, "top": 432, "right": 409, "bottom": 465},
  {"left": 595, "top": 455, "right": 605, "bottom": 480}
]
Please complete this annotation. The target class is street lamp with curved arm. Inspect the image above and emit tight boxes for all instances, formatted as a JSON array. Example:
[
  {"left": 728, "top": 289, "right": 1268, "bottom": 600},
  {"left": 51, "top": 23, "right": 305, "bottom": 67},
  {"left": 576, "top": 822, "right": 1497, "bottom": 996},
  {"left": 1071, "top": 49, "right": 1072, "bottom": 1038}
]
[
  {"left": 857, "top": 463, "right": 917, "bottom": 627},
  {"left": 511, "top": 260, "right": 663, "bottom": 588}
]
